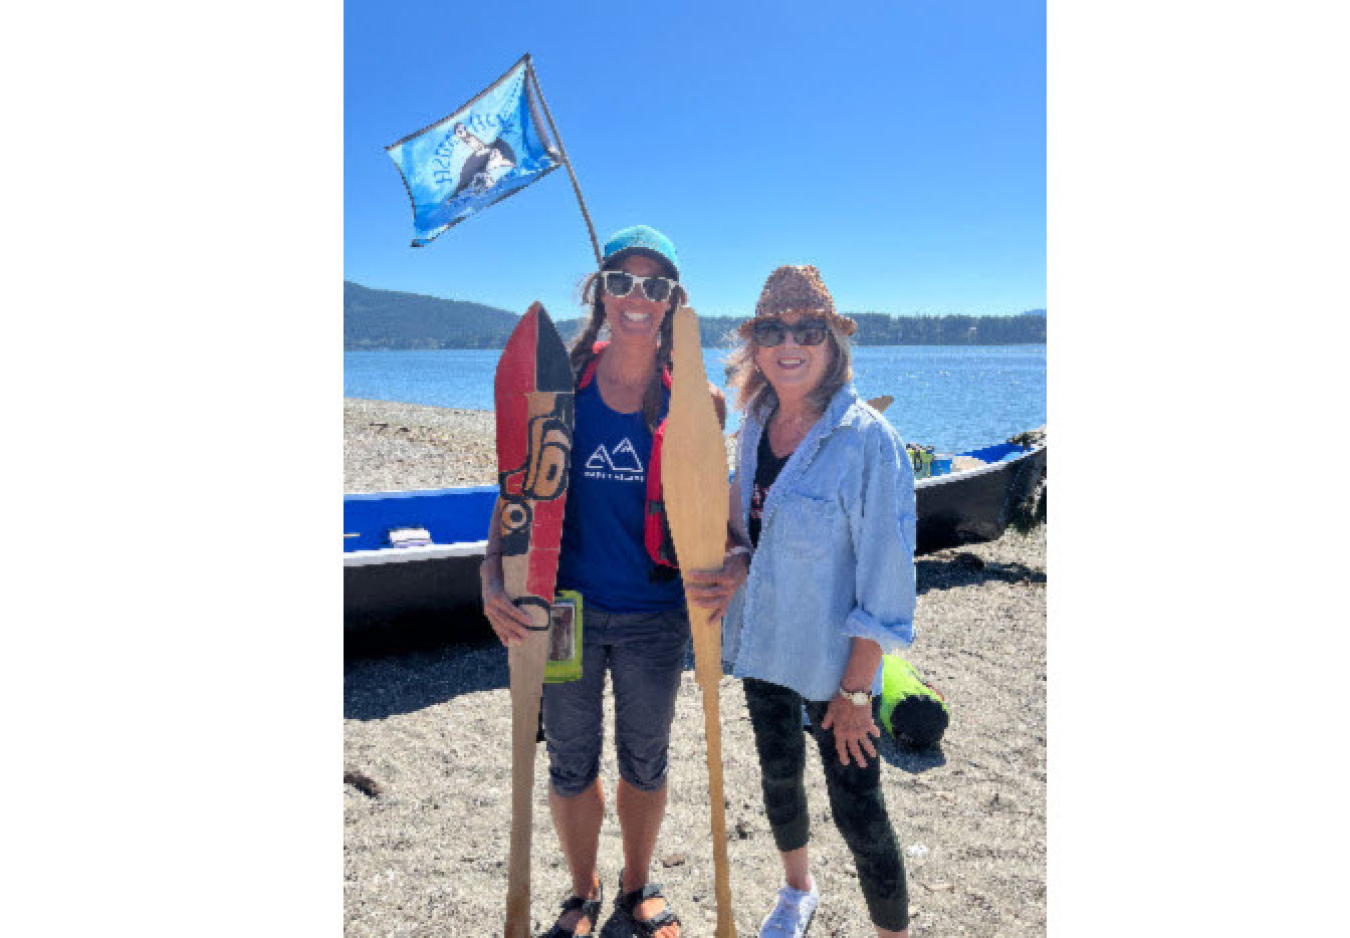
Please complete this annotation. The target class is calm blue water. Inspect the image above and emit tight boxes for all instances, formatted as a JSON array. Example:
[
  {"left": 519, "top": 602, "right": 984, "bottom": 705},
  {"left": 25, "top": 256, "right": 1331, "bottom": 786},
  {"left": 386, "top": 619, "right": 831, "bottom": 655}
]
[{"left": 345, "top": 345, "right": 1045, "bottom": 453}]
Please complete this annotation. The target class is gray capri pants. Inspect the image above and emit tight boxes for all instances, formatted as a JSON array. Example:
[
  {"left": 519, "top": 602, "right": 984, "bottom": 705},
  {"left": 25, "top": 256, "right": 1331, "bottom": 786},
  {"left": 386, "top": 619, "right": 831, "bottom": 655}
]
[{"left": 542, "top": 606, "right": 691, "bottom": 797}]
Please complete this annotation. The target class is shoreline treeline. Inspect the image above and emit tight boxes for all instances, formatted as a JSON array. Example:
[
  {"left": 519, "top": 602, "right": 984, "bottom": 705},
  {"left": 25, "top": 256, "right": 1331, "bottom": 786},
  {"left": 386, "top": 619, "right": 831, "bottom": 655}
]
[{"left": 345, "top": 280, "right": 1046, "bottom": 350}]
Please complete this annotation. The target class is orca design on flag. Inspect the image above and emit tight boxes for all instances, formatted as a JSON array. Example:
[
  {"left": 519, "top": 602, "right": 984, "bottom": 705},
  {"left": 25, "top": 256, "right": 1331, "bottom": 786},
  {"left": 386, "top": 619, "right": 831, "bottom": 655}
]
[{"left": 385, "top": 56, "right": 562, "bottom": 247}]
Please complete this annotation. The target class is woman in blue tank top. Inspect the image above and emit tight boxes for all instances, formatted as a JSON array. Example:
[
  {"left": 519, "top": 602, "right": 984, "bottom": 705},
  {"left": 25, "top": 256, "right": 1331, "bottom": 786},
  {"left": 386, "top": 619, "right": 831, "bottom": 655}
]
[{"left": 481, "top": 226, "right": 723, "bottom": 938}]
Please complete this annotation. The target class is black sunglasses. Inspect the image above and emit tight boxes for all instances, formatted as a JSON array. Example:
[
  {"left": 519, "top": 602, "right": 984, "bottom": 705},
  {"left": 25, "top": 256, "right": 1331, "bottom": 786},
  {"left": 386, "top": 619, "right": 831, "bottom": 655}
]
[
  {"left": 751, "top": 319, "right": 829, "bottom": 347},
  {"left": 601, "top": 270, "right": 677, "bottom": 303}
]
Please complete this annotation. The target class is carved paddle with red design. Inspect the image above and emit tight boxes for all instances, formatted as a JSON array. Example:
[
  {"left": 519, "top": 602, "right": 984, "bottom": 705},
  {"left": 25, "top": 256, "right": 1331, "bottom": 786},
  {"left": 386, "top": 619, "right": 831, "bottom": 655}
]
[
  {"left": 494, "top": 302, "right": 574, "bottom": 938},
  {"left": 662, "top": 306, "right": 737, "bottom": 936}
]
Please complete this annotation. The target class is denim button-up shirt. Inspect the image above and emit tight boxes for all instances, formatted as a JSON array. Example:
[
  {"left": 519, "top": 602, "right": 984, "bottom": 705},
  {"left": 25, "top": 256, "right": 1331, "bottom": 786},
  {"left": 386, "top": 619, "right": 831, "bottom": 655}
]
[{"left": 722, "top": 384, "right": 917, "bottom": 702}]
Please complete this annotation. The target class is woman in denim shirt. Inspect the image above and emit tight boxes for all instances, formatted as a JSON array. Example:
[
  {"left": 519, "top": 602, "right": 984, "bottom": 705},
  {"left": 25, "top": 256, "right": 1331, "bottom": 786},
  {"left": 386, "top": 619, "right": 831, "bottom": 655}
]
[{"left": 686, "top": 265, "right": 916, "bottom": 938}]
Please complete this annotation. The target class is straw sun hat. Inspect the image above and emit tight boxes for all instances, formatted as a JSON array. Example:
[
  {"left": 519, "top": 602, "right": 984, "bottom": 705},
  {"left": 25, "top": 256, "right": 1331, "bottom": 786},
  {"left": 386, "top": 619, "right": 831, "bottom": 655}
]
[{"left": 738, "top": 264, "right": 857, "bottom": 338}]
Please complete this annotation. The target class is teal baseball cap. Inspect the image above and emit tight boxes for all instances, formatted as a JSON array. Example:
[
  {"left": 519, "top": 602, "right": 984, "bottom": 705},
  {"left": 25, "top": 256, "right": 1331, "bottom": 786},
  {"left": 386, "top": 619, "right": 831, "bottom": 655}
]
[{"left": 601, "top": 225, "right": 680, "bottom": 280}]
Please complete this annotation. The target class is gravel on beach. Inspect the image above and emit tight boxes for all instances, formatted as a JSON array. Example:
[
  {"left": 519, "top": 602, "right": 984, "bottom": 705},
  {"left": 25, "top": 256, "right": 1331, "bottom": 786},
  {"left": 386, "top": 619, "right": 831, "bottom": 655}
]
[
  {"left": 345, "top": 398, "right": 1047, "bottom": 936},
  {"left": 345, "top": 398, "right": 499, "bottom": 492}
]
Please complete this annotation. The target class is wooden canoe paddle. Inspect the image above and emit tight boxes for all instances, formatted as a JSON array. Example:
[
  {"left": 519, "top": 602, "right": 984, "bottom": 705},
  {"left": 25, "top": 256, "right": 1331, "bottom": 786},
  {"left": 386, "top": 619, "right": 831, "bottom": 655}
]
[
  {"left": 662, "top": 306, "right": 737, "bottom": 937},
  {"left": 493, "top": 303, "right": 574, "bottom": 938}
]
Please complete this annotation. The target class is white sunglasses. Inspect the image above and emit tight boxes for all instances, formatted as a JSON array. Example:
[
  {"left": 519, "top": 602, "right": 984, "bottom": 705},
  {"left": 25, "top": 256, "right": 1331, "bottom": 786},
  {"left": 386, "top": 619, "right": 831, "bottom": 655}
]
[{"left": 601, "top": 270, "right": 678, "bottom": 303}]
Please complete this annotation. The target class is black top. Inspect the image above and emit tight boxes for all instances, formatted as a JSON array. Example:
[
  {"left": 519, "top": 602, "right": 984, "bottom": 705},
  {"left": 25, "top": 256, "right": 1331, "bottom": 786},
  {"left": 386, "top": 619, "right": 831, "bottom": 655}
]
[{"left": 749, "top": 429, "right": 792, "bottom": 548}]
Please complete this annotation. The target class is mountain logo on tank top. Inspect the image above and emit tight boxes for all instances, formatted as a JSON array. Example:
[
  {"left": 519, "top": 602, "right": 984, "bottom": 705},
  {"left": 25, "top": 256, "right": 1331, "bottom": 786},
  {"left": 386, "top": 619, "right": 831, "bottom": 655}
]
[
  {"left": 582, "top": 437, "right": 644, "bottom": 482},
  {"left": 585, "top": 445, "right": 611, "bottom": 470},
  {"left": 608, "top": 438, "right": 644, "bottom": 472}
]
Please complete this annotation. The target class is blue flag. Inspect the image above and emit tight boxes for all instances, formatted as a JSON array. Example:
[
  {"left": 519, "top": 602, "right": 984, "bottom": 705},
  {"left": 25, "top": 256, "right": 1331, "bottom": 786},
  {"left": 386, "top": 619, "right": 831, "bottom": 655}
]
[{"left": 386, "top": 57, "right": 561, "bottom": 247}]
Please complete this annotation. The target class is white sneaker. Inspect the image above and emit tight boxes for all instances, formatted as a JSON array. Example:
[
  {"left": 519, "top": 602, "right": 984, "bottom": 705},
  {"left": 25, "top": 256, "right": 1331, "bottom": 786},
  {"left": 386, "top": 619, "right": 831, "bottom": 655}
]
[{"left": 758, "top": 878, "right": 819, "bottom": 937}]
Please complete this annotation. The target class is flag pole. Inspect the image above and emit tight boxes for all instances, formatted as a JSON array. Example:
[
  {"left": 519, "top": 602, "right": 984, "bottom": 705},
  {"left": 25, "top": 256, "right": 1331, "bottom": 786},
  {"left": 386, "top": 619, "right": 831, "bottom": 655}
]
[{"left": 526, "top": 56, "right": 603, "bottom": 267}]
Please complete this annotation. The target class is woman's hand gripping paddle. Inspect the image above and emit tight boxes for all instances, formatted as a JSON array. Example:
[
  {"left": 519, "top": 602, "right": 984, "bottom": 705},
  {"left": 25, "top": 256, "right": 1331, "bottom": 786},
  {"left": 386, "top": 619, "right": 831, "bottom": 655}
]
[
  {"left": 662, "top": 306, "right": 737, "bottom": 936},
  {"left": 493, "top": 303, "right": 574, "bottom": 938}
]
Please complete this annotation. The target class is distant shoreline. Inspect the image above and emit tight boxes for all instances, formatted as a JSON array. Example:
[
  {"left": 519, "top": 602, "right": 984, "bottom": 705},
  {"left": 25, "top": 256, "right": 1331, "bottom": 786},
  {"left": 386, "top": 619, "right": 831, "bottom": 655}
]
[
  {"left": 345, "top": 341, "right": 1050, "bottom": 352},
  {"left": 346, "top": 280, "right": 1046, "bottom": 351}
]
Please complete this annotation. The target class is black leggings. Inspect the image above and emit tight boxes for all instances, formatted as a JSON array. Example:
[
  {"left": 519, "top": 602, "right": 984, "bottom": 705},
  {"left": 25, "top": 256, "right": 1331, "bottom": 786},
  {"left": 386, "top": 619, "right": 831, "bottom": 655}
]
[{"left": 743, "top": 677, "right": 909, "bottom": 932}]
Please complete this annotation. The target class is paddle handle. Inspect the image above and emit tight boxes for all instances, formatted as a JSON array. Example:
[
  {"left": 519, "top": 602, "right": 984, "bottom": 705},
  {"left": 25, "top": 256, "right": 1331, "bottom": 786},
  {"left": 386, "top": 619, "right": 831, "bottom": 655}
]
[
  {"left": 688, "top": 594, "right": 725, "bottom": 688},
  {"left": 504, "top": 631, "right": 550, "bottom": 938},
  {"left": 688, "top": 603, "right": 737, "bottom": 937},
  {"left": 700, "top": 683, "right": 737, "bottom": 937}
]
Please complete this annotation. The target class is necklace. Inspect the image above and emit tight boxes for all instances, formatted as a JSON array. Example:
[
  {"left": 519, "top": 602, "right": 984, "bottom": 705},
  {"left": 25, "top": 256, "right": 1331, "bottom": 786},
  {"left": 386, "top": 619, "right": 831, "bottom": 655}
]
[{"left": 768, "top": 406, "right": 820, "bottom": 458}]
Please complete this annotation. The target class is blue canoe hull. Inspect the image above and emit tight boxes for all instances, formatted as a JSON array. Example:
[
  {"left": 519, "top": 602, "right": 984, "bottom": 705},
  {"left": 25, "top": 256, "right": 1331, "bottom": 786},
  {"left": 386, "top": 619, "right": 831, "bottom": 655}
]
[{"left": 344, "top": 442, "right": 1045, "bottom": 631}]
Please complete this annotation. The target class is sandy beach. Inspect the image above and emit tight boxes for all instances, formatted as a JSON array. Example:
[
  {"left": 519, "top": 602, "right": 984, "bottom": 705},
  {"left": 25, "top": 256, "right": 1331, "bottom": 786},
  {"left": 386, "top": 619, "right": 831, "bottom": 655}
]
[{"left": 345, "top": 398, "right": 1046, "bottom": 936}]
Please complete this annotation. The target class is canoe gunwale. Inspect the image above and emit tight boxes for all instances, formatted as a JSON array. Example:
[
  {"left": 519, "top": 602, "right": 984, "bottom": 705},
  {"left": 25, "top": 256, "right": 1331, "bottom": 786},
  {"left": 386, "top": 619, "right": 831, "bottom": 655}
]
[
  {"left": 344, "top": 540, "right": 488, "bottom": 568},
  {"left": 344, "top": 441, "right": 1046, "bottom": 629},
  {"left": 913, "top": 443, "right": 1045, "bottom": 491},
  {"left": 344, "top": 447, "right": 1046, "bottom": 563}
]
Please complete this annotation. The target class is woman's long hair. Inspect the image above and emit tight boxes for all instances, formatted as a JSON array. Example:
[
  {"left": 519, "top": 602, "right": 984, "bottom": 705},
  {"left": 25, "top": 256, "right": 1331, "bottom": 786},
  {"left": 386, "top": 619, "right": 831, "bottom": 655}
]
[
  {"left": 724, "top": 319, "right": 854, "bottom": 423},
  {"left": 569, "top": 269, "right": 687, "bottom": 433}
]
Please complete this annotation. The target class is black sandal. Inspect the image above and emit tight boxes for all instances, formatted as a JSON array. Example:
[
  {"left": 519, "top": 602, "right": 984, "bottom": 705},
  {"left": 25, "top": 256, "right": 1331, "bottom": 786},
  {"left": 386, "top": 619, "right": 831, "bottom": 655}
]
[
  {"left": 543, "top": 880, "right": 603, "bottom": 938},
  {"left": 614, "top": 871, "right": 681, "bottom": 937}
]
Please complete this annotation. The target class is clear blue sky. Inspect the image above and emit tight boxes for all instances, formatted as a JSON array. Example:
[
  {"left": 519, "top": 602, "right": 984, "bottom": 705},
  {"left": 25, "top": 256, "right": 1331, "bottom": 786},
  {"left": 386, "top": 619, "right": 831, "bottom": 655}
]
[{"left": 345, "top": 0, "right": 1045, "bottom": 320}]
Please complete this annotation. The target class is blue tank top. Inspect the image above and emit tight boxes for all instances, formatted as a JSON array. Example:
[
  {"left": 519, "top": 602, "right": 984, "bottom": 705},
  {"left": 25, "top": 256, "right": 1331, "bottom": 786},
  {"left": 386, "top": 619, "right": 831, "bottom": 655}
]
[{"left": 555, "top": 381, "right": 685, "bottom": 613}]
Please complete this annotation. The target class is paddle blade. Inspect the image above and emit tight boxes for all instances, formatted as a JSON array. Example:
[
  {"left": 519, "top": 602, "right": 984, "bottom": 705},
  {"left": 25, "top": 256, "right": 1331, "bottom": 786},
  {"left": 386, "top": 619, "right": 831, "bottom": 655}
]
[
  {"left": 493, "top": 302, "right": 574, "bottom": 625},
  {"left": 663, "top": 307, "right": 730, "bottom": 573},
  {"left": 663, "top": 307, "right": 729, "bottom": 691},
  {"left": 494, "top": 302, "right": 572, "bottom": 467}
]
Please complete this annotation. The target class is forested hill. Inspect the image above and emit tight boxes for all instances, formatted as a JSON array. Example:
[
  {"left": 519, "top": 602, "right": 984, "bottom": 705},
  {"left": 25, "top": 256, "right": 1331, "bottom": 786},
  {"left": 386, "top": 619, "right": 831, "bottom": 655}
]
[
  {"left": 344, "top": 280, "right": 1046, "bottom": 349},
  {"left": 344, "top": 281, "right": 522, "bottom": 350},
  {"left": 690, "top": 310, "right": 1046, "bottom": 347}
]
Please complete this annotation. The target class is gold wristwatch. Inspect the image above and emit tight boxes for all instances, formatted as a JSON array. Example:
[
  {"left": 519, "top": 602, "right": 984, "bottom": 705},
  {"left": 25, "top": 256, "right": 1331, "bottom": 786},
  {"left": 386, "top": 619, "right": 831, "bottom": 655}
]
[{"left": 837, "top": 684, "right": 871, "bottom": 707}]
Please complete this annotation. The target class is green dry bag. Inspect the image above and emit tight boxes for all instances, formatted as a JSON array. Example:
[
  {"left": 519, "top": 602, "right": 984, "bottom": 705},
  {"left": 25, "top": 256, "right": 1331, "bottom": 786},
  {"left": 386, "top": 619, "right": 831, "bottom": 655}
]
[{"left": 879, "top": 655, "right": 949, "bottom": 750}]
